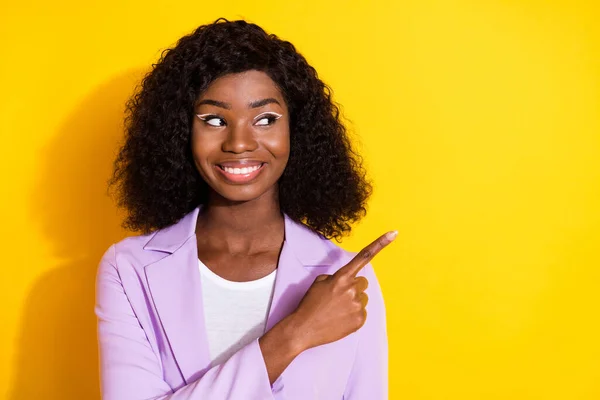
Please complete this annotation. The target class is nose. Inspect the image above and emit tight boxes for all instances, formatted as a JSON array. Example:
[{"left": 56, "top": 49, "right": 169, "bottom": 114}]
[{"left": 221, "top": 122, "right": 258, "bottom": 154}]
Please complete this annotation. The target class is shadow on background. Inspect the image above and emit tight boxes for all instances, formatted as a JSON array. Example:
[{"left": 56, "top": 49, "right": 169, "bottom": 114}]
[{"left": 9, "top": 70, "right": 144, "bottom": 399}]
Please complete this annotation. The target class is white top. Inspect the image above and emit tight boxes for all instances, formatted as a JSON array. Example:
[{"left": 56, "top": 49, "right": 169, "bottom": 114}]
[{"left": 198, "top": 259, "right": 277, "bottom": 367}]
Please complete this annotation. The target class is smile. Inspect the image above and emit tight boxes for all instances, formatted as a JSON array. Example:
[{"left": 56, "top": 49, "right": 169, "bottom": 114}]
[{"left": 215, "top": 162, "right": 266, "bottom": 184}]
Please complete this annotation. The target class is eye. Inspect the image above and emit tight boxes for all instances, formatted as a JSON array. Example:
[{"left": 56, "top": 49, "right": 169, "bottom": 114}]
[
  {"left": 254, "top": 112, "right": 282, "bottom": 127},
  {"left": 196, "top": 114, "right": 226, "bottom": 127}
]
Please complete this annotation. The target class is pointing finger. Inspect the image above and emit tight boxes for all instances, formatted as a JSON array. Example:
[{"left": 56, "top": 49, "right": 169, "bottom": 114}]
[{"left": 334, "top": 230, "right": 397, "bottom": 279}]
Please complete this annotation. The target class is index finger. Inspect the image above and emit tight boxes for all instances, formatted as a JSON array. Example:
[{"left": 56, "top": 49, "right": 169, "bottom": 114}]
[{"left": 334, "top": 230, "right": 398, "bottom": 279}]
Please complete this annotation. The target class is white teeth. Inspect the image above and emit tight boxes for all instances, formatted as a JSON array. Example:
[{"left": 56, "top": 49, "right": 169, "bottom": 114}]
[{"left": 222, "top": 164, "right": 261, "bottom": 175}]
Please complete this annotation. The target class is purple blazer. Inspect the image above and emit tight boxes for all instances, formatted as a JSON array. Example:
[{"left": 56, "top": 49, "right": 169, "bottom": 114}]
[{"left": 95, "top": 206, "right": 388, "bottom": 399}]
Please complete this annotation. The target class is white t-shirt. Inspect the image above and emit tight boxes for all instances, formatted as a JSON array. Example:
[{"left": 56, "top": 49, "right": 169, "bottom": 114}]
[{"left": 198, "top": 259, "right": 277, "bottom": 367}]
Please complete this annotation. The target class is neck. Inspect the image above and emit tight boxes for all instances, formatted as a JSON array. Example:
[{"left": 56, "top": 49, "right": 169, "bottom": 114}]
[{"left": 195, "top": 188, "right": 284, "bottom": 254}]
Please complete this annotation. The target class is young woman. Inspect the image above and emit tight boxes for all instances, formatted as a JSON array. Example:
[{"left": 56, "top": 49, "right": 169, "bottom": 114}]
[{"left": 96, "top": 18, "right": 395, "bottom": 400}]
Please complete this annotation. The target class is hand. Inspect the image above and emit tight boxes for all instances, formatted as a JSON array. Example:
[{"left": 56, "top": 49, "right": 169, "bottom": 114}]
[{"left": 290, "top": 230, "right": 397, "bottom": 352}]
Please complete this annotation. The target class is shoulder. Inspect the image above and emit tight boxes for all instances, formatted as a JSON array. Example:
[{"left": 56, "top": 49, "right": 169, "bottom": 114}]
[
  {"left": 98, "top": 206, "right": 199, "bottom": 272},
  {"left": 287, "top": 218, "right": 377, "bottom": 281},
  {"left": 97, "top": 231, "right": 161, "bottom": 274}
]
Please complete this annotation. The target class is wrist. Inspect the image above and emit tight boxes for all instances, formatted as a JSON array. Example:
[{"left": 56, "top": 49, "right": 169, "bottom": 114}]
[
  {"left": 278, "top": 312, "right": 308, "bottom": 357},
  {"left": 261, "top": 313, "right": 306, "bottom": 359},
  {"left": 258, "top": 313, "right": 306, "bottom": 385},
  {"left": 259, "top": 313, "right": 305, "bottom": 361}
]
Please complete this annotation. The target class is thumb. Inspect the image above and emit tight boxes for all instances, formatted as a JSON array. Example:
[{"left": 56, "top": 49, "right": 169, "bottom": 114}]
[{"left": 314, "top": 274, "right": 330, "bottom": 282}]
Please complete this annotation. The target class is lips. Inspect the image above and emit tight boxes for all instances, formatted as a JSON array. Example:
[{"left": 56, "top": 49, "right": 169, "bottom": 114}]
[
  {"left": 214, "top": 161, "right": 266, "bottom": 184},
  {"left": 218, "top": 160, "right": 263, "bottom": 168}
]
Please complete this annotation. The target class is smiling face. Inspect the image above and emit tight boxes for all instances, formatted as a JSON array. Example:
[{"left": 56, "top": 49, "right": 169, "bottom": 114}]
[{"left": 191, "top": 70, "right": 290, "bottom": 204}]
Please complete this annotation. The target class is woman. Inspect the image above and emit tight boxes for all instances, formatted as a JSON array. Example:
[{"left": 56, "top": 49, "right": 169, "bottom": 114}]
[{"left": 96, "top": 18, "right": 395, "bottom": 400}]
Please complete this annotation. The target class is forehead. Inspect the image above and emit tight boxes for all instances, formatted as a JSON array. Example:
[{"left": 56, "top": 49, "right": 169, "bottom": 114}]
[{"left": 198, "top": 70, "right": 285, "bottom": 105}]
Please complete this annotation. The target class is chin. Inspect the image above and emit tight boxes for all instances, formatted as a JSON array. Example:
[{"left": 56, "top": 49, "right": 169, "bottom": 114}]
[{"left": 211, "top": 183, "right": 277, "bottom": 204}]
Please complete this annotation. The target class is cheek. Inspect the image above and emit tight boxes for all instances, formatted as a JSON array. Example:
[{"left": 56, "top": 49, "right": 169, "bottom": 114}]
[
  {"left": 263, "top": 129, "right": 291, "bottom": 162},
  {"left": 190, "top": 131, "right": 217, "bottom": 171}
]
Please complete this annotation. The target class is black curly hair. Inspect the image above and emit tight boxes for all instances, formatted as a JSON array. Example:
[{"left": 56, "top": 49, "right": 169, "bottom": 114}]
[{"left": 110, "top": 18, "right": 372, "bottom": 240}]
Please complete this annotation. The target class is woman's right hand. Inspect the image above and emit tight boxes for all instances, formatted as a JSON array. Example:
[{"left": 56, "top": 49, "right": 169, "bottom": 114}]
[{"left": 289, "top": 230, "right": 397, "bottom": 352}]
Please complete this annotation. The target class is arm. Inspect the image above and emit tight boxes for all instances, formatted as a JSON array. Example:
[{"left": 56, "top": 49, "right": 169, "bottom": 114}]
[
  {"left": 343, "top": 263, "right": 389, "bottom": 399},
  {"left": 96, "top": 245, "right": 299, "bottom": 400}
]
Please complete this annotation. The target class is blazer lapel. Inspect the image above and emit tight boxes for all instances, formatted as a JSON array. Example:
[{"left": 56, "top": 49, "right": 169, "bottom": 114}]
[
  {"left": 143, "top": 206, "right": 340, "bottom": 384},
  {"left": 265, "top": 214, "right": 341, "bottom": 331},
  {"left": 264, "top": 239, "right": 306, "bottom": 332},
  {"left": 144, "top": 207, "right": 212, "bottom": 383},
  {"left": 264, "top": 214, "right": 343, "bottom": 390}
]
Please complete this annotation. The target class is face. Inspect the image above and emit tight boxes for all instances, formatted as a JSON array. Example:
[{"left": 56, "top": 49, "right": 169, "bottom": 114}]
[{"left": 191, "top": 70, "right": 290, "bottom": 204}]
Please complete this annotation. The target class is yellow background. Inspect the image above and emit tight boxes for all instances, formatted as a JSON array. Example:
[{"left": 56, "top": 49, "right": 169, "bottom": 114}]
[{"left": 1, "top": 0, "right": 599, "bottom": 398}]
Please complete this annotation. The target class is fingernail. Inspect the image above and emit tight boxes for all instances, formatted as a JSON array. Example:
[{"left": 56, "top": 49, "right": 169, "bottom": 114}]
[{"left": 387, "top": 230, "right": 398, "bottom": 240}]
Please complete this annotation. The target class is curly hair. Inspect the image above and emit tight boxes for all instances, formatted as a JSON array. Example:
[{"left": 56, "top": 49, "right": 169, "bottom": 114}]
[{"left": 110, "top": 18, "right": 372, "bottom": 240}]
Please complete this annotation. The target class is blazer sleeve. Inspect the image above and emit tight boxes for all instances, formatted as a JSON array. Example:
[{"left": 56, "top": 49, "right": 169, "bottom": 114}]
[
  {"left": 343, "top": 263, "right": 389, "bottom": 399},
  {"left": 95, "top": 245, "right": 275, "bottom": 400}
]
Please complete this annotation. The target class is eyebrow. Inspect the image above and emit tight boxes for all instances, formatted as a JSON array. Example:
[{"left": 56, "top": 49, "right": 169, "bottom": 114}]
[
  {"left": 196, "top": 97, "right": 281, "bottom": 110},
  {"left": 196, "top": 99, "right": 231, "bottom": 109},
  {"left": 249, "top": 98, "right": 281, "bottom": 108}
]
